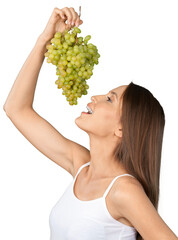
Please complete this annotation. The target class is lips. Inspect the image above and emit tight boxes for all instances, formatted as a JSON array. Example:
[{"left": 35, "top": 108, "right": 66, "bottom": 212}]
[{"left": 87, "top": 103, "right": 94, "bottom": 113}]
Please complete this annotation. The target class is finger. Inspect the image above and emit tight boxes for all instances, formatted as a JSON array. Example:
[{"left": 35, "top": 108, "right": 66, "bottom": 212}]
[
  {"left": 75, "top": 17, "right": 83, "bottom": 27},
  {"left": 53, "top": 7, "right": 66, "bottom": 20},
  {"left": 61, "top": 7, "right": 73, "bottom": 25},
  {"left": 69, "top": 7, "right": 78, "bottom": 26}
]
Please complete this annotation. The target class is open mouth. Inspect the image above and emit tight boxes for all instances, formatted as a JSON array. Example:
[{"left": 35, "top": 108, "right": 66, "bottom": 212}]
[{"left": 81, "top": 105, "right": 93, "bottom": 115}]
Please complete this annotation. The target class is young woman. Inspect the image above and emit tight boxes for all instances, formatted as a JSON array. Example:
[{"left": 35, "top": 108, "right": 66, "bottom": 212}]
[{"left": 3, "top": 7, "right": 177, "bottom": 240}]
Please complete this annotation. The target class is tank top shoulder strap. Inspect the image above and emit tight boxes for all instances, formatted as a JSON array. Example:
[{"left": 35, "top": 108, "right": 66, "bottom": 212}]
[
  {"left": 103, "top": 174, "right": 135, "bottom": 198},
  {"left": 74, "top": 161, "right": 90, "bottom": 180}
]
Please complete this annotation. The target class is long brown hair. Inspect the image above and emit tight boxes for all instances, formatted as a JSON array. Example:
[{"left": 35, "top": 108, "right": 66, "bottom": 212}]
[{"left": 114, "top": 82, "right": 165, "bottom": 240}]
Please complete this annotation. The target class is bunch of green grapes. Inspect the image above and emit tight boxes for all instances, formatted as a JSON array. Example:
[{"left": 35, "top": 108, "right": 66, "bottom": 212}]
[{"left": 44, "top": 27, "right": 100, "bottom": 105}]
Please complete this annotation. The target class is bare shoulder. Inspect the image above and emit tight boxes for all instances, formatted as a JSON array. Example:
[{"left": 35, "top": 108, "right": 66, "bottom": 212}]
[
  {"left": 71, "top": 141, "right": 90, "bottom": 178},
  {"left": 112, "top": 175, "right": 145, "bottom": 216},
  {"left": 113, "top": 176, "right": 178, "bottom": 239},
  {"left": 114, "top": 174, "right": 144, "bottom": 193}
]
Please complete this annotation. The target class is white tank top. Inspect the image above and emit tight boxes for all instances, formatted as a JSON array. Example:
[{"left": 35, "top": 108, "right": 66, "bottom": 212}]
[{"left": 49, "top": 161, "right": 137, "bottom": 240}]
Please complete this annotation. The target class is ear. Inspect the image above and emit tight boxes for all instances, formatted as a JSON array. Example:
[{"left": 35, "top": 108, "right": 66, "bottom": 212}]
[{"left": 114, "top": 124, "right": 122, "bottom": 138}]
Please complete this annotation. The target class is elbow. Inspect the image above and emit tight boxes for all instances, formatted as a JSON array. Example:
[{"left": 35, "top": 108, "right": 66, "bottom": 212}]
[
  {"left": 3, "top": 104, "right": 13, "bottom": 117},
  {"left": 3, "top": 104, "right": 7, "bottom": 112}
]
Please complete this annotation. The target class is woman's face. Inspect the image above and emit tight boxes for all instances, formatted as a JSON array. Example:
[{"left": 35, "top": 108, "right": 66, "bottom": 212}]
[{"left": 75, "top": 85, "right": 128, "bottom": 138}]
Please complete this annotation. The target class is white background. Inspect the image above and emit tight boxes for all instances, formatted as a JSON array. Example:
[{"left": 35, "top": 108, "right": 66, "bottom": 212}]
[{"left": 1, "top": 0, "right": 178, "bottom": 239}]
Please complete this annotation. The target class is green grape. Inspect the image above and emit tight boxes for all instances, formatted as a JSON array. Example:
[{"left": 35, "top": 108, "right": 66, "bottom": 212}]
[
  {"left": 57, "top": 44, "right": 63, "bottom": 50},
  {"left": 69, "top": 74, "right": 74, "bottom": 80},
  {"left": 87, "top": 69, "right": 93, "bottom": 75},
  {"left": 74, "top": 27, "right": 81, "bottom": 33},
  {"left": 63, "top": 42, "right": 68, "bottom": 49},
  {"left": 83, "top": 71, "right": 88, "bottom": 78},
  {"left": 76, "top": 78, "right": 82, "bottom": 83},
  {"left": 69, "top": 101, "right": 74, "bottom": 105},
  {"left": 57, "top": 85, "right": 62, "bottom": 89},
  {"left": 78, "top": 71, "right": 82, "bottom": 77},
  {"left": 44, "top": 52, "right": 50, "bottom": 57},
  {"left": 69, "top": 81, "right": 73, "bottom": 85},
  {"left": 61, "top": 70, "right": 67, "bottom": 77},
  {"left": 44, "top": 26, "right": 100, "bottom": 105},
  {"left": 88, "top": 49, "right": 94, "bottom": 55},
  {"left": 49, "top": 54, "right": 54, "bottom": 59},
  {"left": 50, "top": 38, "right": 55, "bottom": 44},
  {"left": 77, "top": 37, "right": 83, "bottom": 44},
  {"left": 55, "top": 79, "right": 60, "bottom": 84},
  {"left": 62, "top": 48, "right": 67, "bottom": 53},
  {"left": 66, "top": 68, "right": 73, "bottom": 74},
  {"left": 70, "top": 36, "right": 75, "bottom": 43},
  {"left": 79, "top": 84, "right": 83, "bottom": 89},
  {"left": 77, "top": 89, "right": 82, "bottom": 93},
  {"left": 61, "top": 55, "right": 66, "bottom": 61},
  {"left": 72, "top": 56, "right": 76, "bottom": 61},
  {"left": 67, "top": 56, "right": 72, "bottom": 61},
  {"left": 60, "top": 77, "right": 65, "bottom": 82},
  {"left": 80, "top": 66, "right": 85, "bottom": 72},
  {"left": 74, "top": 73, "right": 78, "bottom": 78},
  {"left": 55, "top": 39, "right": 61, "bottom": 45},
  {"left": 84, "top": 35, "right": 91, "bottom": 42},
  {"left": 65, "top": 33, "right": 70, "bottom": 40},
  {"left": 55, "top": 32, "right": 62, "bottom": 39},
  {"left": 65, "top": 76, "right": 69, "bottom": 82},
  {"left": 66, "top": 84, "right": 71, "bottom": 89},
  {"left": 72, "top": 52, "right": 76, "bottom": 57},
  {"left": 81, "top": 58, "right": 85, "bottom": 64},
  {"left": 85, "top": 63, "right": 90, "bottom": 69},
  {"left": 74, "top": 46, "right": 79, "bottom": 54},
  {"left": 48, "top": 49, "right": 53, "bottom": 54},
  {"left": 87, "top": 43, "right": 93, "bottom": 49},
  {"left": 66, "top": 39, "right": 72, "bottom": 45},
  {"left": 54, "top": 55, "right": 60, "bottom": 61},
  {"left": 83, "top": 89, "right": 87, "bottom": 95},
  {"left": 73, "top": 85, "right": 78, "bottom": 91},
  {"left": 67, "top": 50, "right": 73, "bottom": 55},
  {"left": 46, "top": 44, "right": 53, "bottom": 50},
  {"left": 75, "top": 61, "right": 81, "bottom": 67},
  {"left": 63, "top": 60, "right": 68, "bottom": 66},
  {"left": 67, "top": 62, "right": 72, "bottom": 68}
]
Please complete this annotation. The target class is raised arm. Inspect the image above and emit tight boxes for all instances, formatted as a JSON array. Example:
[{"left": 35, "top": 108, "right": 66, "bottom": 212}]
[
  {"left": 3, "top": 7, "right": 89, "bottom": 176},
  {"left": 3, "top": 7, "right": 83, "bottom": 112}
]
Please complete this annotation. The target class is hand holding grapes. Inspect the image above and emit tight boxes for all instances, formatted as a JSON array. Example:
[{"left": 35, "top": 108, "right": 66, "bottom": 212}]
[
  {"left": 43, "top": 6, "right": 100, "bottom": 106},
  {"left": 40, "top": 7, "right": 83, "bottom": 44}
]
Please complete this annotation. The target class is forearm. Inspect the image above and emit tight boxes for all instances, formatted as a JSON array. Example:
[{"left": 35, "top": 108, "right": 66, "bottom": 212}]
[{"left": 3, "top": 35, "right": 49, "bottom": 113}]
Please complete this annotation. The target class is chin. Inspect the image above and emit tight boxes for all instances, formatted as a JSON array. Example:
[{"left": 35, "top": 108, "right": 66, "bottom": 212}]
[
  {"left": 75, "top": 116, "right": 82, "bottom": 128},
  {"left": 75, "top": 117, "right": 89, "bottom": 133}
]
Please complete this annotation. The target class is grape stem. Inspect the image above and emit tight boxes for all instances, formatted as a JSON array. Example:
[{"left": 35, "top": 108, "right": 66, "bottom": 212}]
[{"left": 75, "top": 33, "right": 78, "bottom": 45}]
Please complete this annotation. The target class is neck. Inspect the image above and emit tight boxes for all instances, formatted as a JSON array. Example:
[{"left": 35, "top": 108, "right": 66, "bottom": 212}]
[{"left": 85, "top": 134, "right": 127, "bottom": 182}]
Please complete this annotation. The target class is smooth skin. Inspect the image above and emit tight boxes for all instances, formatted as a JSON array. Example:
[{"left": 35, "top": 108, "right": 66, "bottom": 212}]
[
  {"left": 3, "top": 7, "right": 87, "bottom": 176},
  {"left": 3, "top": 7, "right": 177, "bottom": 240}
]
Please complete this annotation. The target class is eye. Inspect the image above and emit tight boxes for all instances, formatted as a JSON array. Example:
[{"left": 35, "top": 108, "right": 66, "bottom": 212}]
[{"left": 106, "top": 96, "right": 112, "bottom": 102}]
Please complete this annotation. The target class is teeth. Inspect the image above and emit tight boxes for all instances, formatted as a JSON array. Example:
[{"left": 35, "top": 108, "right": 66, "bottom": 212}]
[{"left": 86, "top": 106, "right": 93, "bottom": 114}]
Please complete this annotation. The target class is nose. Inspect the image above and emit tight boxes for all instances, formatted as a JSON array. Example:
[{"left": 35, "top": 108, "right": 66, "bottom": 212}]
[{"left": 91, "top": 96, "right": 96, "bottom": 103}]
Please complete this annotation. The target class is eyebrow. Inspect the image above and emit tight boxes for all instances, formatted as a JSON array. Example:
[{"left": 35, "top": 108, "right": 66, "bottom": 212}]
[{"left": 110, "top": 91, "right": 118, "bottom": 101}]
